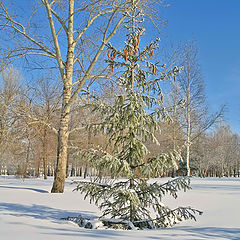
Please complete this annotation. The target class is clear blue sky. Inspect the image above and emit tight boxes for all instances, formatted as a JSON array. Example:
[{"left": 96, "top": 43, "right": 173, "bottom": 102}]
[
  {"left": 161, "top": 0, "right": 240, "bottom": 134},
  {"left": 7, "top": 0, "right": 240, "bottom": 134}
]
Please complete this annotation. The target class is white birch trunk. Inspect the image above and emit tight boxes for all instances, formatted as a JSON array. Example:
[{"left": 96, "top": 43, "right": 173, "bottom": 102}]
[{"left": 51, "top": 0, "right": 74, "bottom": 193}]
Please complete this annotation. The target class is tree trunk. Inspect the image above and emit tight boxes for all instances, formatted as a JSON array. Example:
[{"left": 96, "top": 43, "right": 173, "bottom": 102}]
[
  {"left": 35, "top": 158, "right": 40, "bottom": 178},
  {"left": 129, "top": 178, "right": 135, "bottom": 223},
  {"left": 51, "top": 108, "right": 70, "bottom": 192},
  {"left": 43, "top": 127, "right": 48, "bottom": 179},
  {"left": 51, "top": 0, "right": 74, "bottom": 193},
  {"left": 51, "top": 78, "right": 72, "bottom": 192},
  {"left": 23, "top": 138, "right": 31, "bottom": 178},
  {"left": 186, "top": 142, "right": 191, "bottom": 176},
  {"left": 186, "top": 70, "right": 191, "bottom": 177},
  {"left": 66, "top": 151, "right": 69, "bottom": 178},
  {"left": 84, "top": 164, "right": 88, "bottom": 179}
]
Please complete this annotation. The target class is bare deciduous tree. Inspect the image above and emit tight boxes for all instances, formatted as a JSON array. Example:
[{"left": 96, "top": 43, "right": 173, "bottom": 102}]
[
  {"left": 30, "top": 78, "right": 60, "bottom": 179},
  {"left": 0, "top": 66, "right": 21, "bottom": 173},
  {"left": 0, "top": 0, "right": 133, "bottom": 192}
]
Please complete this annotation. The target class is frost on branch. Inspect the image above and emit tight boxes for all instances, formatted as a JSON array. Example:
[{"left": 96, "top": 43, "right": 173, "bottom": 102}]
[
  {"left": 72, "top": 177, "right": 202, "bottom": 230},
  {"left": 72, "top": 0, "right": 201, "bottom": 230}
]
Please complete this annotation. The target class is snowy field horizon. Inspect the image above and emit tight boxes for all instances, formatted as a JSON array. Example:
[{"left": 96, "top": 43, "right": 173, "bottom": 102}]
[{"left": 0, "top": 176, "right": 240, "bottom": 240}]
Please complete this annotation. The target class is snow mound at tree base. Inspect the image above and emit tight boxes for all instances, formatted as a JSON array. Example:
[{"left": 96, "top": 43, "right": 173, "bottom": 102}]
[{"left": 62, "top": 208, "right": 203, "bottom": 231}]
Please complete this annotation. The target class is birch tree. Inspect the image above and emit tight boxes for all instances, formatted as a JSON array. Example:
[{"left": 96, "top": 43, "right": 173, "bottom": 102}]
[
  {"left": 177, "top": 43, "right": 208, "bottom": 176},
  {"left": 178, "top": 42, "right": 224, "bottom": 176},
  {"left": 0, "top": 0, "right": 157, "bottom": 192},
  {"left": 183, "top": 44, "right": 205, "bottom": 176}
]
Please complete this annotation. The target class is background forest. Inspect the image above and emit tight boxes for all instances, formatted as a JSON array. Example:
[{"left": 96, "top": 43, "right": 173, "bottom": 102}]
[{"left": 0, "top": 63, "right": 238, "bottom": 179}]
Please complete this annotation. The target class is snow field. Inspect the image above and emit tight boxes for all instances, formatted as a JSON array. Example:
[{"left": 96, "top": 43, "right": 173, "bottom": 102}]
[{"left": 0, "top": 176, "right": 240, "bottom": 240}]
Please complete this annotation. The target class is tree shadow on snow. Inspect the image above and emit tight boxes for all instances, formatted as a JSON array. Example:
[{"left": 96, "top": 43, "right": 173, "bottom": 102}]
[
  {"left": 0, "top": 185, "right": 49, "bottom": 193},
  {"left": 0, "top": 203, "right": 131, "bottom": 239},
  {"left": 192, "top": 184, "right": 240, "bottom": 193},
  {"left": 40, "top": 226, "right": 240, "bottom": 240},
  {"left": 0, "top": 202, "right": 96, "bottom": 222},
  {"left": 169, "top": 226, "right": 240, "bottom": 240},
  {"left": 1, "top": 202, "right": 239, "bottom": 239},
  {"left": 41, "top": 228, "right": 128, "bottom": 239}
]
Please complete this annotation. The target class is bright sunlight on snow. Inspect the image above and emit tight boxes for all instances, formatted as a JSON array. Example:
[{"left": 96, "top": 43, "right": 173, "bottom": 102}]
[{"left": 0, "top": 176, "right": 240, "bottom": 240}]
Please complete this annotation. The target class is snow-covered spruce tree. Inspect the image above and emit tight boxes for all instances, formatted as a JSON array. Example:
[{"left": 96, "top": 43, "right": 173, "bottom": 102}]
[{"left": 74, "top": 0, "right": 201, "bottom": 230}]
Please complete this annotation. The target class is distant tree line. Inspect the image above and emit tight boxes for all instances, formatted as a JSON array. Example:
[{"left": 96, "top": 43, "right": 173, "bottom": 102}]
[{"left": 0, "top": 65, "right": 238, "bottom": 179}]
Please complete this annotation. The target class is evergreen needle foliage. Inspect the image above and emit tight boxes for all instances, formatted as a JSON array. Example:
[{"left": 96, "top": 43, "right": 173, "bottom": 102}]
[{"left": 74, "top": 0, "right": 202, "bottom": 230}]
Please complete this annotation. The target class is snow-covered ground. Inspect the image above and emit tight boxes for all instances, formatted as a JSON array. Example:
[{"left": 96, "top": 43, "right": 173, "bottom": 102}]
[{"left": 0, "top": 176, "right": 240, "bottom": 240}]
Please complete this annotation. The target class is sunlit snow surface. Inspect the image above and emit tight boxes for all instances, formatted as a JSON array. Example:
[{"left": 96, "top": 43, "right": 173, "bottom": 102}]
[{"left": 0, "top": 176, "right": 240, "bottom": 240}]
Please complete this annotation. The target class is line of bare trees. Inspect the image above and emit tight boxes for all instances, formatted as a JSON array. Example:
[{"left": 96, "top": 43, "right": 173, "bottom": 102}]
[
  {"left": 0, "top": 64, "right": 239, "bottom": 180},
  {"left": 0, "top": 66, "right": 114, "bottom": 179}
]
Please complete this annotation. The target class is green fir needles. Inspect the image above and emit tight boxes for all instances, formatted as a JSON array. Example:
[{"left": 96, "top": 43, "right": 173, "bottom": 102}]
[{"left": 74, "top": 0, "right": 202, "bottom": 230}]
